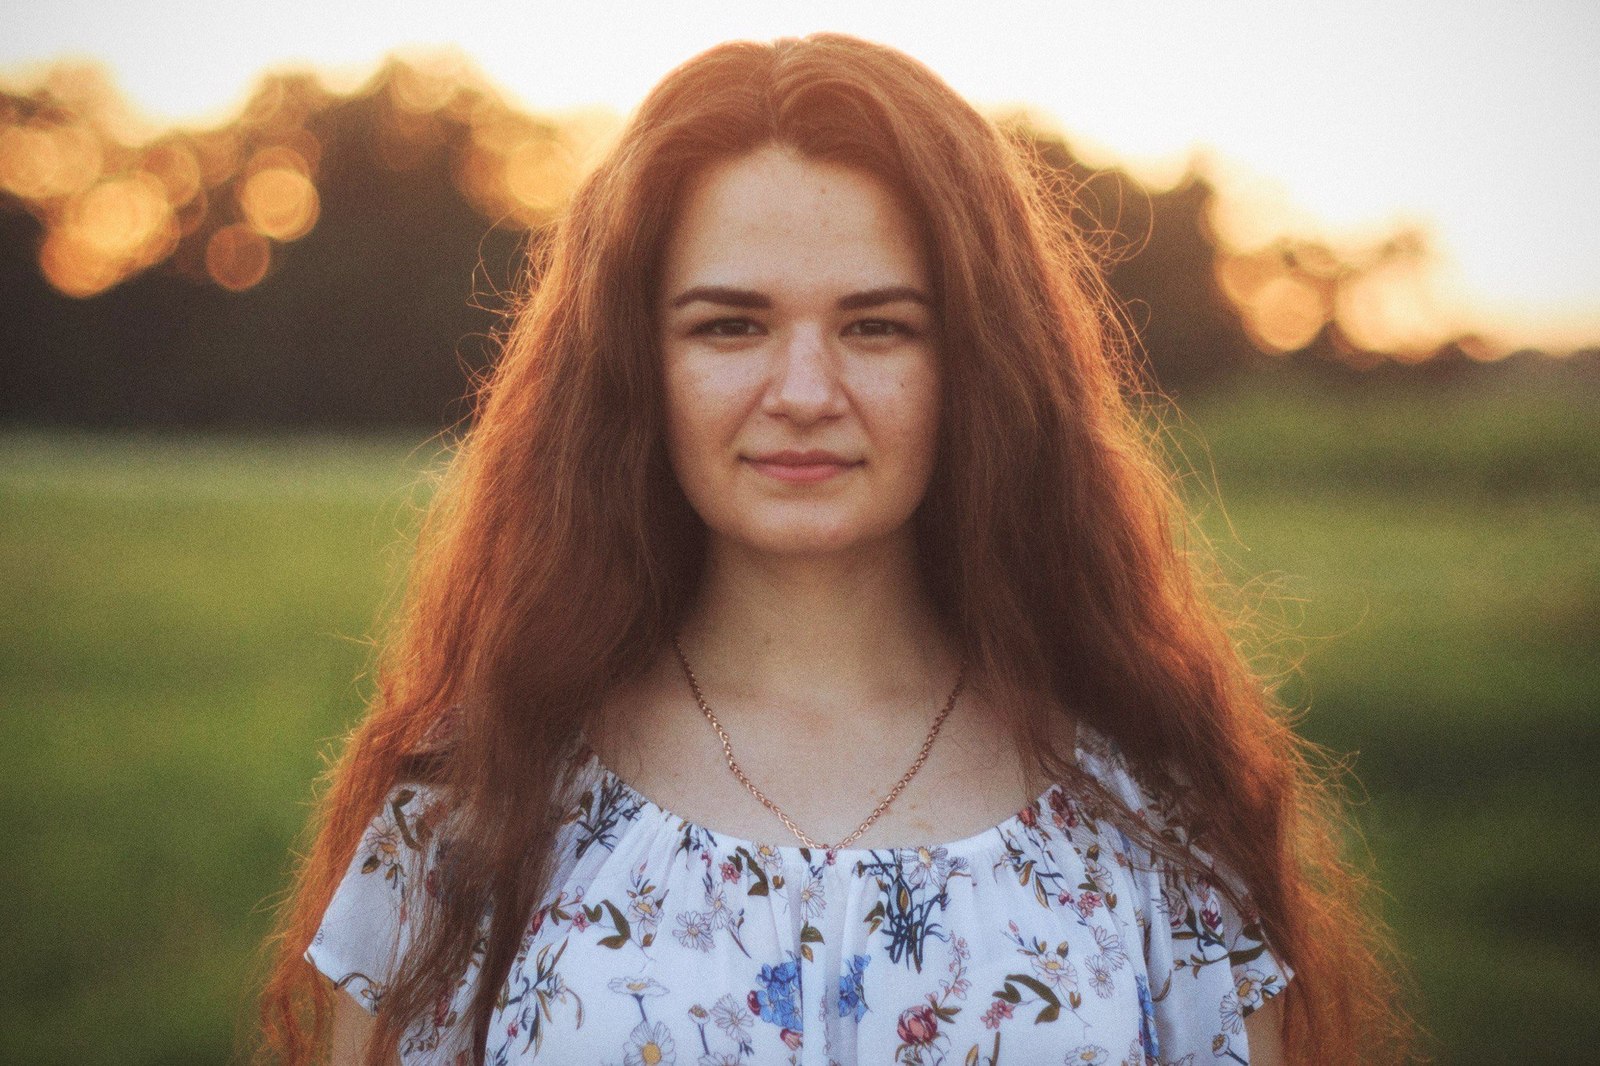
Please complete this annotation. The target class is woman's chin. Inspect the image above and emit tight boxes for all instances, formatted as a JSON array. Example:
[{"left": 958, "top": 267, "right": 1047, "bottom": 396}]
[{"left": 710, "top": 523, "right": 901, "bottom": 561}]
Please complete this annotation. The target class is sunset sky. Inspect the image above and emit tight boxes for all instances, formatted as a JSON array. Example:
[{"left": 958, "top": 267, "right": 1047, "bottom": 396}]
[{"left": 4, "top": 0, "right": 1597, "bottom": 352}]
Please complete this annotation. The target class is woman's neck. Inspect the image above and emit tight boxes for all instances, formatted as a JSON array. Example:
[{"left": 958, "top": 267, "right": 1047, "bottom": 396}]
[{"left": 674, "top": 531, "right": 959, "bottom": 722}]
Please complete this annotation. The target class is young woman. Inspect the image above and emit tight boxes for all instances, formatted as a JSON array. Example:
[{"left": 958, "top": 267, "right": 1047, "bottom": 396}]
[{"left": 258, "top": 32, "right": 1410, "bottom": 1066}]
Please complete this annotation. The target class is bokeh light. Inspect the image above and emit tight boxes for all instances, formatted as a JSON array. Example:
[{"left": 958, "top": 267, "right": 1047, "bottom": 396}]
[
  {"left": 0, "top": 52, "right": 615, "bottom": 299},
  {"left": 36, "top": 171, "right": 176, "bottom": 296},
  {"left": 0, "top": 49, "right": 1549, "bottom": 362},
  {"left": 0, "top": 121, "right": 103, "bottom": 201},
  {"left": 1335, "top": 262, "right": 1454, "bottom": 360},
  {"left": 1245, "top": 275, "right": 1328, "bottom": 353},
  {"left": 239, "top": 166, "right": 318, "bottom": 241},
  {"left": 205, "top": 222, "right": 271, "bottom": 291},
  {"left": 76, "top": 173, "right": 172, "bottom": 258},
  {"left": 191, "top": 128, "right": 242, "bottom": 189},
  {"left": 503, "top": 137, "right": 576, "bottom": 215},
  {"left": 39, "top": 224, "right": 121, "bottom": 297},
  {"left": 141, "top": 140, "right": 201, "bottom": 206},
  {"left": 373, "top": 106, "right": 444, "bottom": 171}
]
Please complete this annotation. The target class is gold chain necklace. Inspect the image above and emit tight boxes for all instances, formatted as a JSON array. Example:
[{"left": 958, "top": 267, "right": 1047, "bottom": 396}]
[{"left": 669, "top": 633, "right": 967, "bottom": 862}]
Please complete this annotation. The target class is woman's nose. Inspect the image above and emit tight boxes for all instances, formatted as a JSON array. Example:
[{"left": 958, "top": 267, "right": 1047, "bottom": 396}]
[{"left": 761, "top": 324, "right": 845, "bottom": 422}]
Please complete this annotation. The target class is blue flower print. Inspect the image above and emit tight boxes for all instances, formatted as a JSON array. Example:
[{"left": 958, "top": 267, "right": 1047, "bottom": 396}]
[
  {"left": 837, "top": 953, "right": 870, "bottom": 1022},
  {"left": 1135, "top": 972, "right": 1160, "bottom": 1060},
  {"left": 751, "top": 958, "right": 803, "bottom": 1031},
  {"left": 310, "top": 727, "right": 1293, "bottom": 1066}
]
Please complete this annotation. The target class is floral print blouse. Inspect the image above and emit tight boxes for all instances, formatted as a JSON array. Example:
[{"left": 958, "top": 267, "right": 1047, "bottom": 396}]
[{"left": 306, "top": 722, "right": 1290, "bottom": 1065}]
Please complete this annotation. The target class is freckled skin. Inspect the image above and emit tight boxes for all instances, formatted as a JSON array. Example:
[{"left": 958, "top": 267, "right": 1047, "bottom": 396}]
[{"left": 655, "top": 144, "right": 942, "bottom": 564}]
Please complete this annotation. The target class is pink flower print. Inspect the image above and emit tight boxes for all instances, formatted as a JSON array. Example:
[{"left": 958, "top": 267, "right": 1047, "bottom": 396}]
[
  {"left": 780, "top": 1028, "right": 803, "bottom": 1050},
  {"left": 1200, "top": 895, "right": 1223, "bottom": 933},
  {"left": 897, "top": 1003, "right": 939, "bottom": 1047},
  {"left": 1076, "top": 890, "right": 1102, "bottom": 919},
  {"left": 980, "top": 999, "right": 1014, "bottom": 1029},
  {"left": 1018, "top": 803, "right": 1038, "bottom": 829},
  {"left": 1049, "top": 789, "right": 1077, "bottom": 830},
  {"left": 720, "top": 860, "right": 740, "bottom": 883},
  {"left": 572, "top": 911, "right": 590, "bottom": 932},
  {"left": 430, "top": 990, "right": 452, "bottom": 1028}
]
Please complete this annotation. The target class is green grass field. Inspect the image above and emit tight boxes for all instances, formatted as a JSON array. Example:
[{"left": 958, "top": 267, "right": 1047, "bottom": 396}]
[{"left": 1, "top": 376, "right": 1594, "bottom": 1063}]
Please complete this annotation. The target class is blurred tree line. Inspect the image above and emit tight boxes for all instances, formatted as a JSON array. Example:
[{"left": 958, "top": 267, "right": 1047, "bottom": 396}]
[{"left": 0, "top": 55, "right": 1591, "bottom": 430}]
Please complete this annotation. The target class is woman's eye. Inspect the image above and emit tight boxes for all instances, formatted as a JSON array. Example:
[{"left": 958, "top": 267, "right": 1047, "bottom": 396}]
[
  {"left": 692, "top": 318, "right": 761, "bottom": 338},
  {"left": 848, "top": 319, "right": 914, "bottom": 338}
]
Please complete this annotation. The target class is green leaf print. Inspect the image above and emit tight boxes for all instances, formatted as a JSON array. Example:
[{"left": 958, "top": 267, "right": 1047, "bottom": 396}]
[{"left": 596, "top": 899, "right": 632, "bottom": 950}]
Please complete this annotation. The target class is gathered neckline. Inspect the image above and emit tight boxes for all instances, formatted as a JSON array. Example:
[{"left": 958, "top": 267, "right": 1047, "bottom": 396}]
[{"left": 573, "top": 727, "right": 1088, "bottom": 865}]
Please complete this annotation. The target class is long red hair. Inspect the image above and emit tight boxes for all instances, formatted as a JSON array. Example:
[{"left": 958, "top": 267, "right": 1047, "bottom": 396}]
[{"left": 257, "top": 32, "right": 1413, "bottom": 1064}]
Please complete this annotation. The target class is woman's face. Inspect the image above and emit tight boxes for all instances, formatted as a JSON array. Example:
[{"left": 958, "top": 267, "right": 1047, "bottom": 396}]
[{"left": 656, "top": 144, "right": 941, "bottom": 561}]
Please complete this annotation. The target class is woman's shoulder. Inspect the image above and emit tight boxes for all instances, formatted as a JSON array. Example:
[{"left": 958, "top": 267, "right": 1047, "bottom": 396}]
[
  {"left": 1069, "top": 721, "right": 1209, "bottom": 846},
  {"left": 1064, "top": 722, "right": 1259, "bottom": 928},
  {"left": 1067, "top": 720, "right": 1161, "bottom": 818},
  {"left": 1068, "top": 722, "right": 1293, "bottom": 1051}
]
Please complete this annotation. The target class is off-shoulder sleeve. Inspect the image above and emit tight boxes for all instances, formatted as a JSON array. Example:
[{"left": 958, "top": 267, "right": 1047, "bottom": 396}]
[
  {"left": 303, "top": 784, "right": 483, "bottom": 1066},
  {"left": 304, "top": 784, "right": 447, "bottom": 1014},
  {"left": 1143, "top": 842, "right": 1292, "bottom": 1063},
  {"left": 304, "top": 785, "right": 482, "bottom": 1062},
  {"left": 1074, "top": 728, "right": 1293, "bottom": 1063}
]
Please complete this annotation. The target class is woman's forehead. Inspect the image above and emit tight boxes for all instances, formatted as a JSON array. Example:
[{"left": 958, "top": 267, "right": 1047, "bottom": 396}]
[{"left": 661, "top": 149, "right": 930, "bottom": 298}]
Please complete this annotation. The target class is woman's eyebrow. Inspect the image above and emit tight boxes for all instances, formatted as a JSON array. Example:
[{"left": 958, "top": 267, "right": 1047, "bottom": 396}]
[
  {"left": 667, "top": 284, "right": 931, "bottom": 311},
  {"left": 839, "top": 285, "right": 931, "bottom": 311},
  {"left": 668, "top": 285, "right": 769, "bottom": 310}
]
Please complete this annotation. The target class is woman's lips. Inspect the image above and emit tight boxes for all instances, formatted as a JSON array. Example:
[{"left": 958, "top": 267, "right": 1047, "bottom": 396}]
[{"left": 744, "top": 458, "right": 860, "bottom": 483}]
